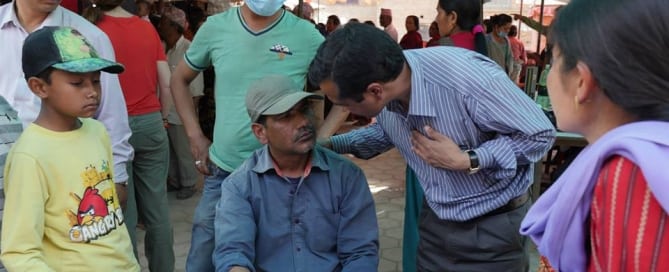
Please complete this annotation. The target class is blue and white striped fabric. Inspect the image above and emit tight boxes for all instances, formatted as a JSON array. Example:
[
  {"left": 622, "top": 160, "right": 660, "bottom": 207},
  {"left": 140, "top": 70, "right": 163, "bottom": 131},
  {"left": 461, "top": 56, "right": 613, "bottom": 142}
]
[{"left": 332, "top": 47, "right": 556, "bottom": 221}]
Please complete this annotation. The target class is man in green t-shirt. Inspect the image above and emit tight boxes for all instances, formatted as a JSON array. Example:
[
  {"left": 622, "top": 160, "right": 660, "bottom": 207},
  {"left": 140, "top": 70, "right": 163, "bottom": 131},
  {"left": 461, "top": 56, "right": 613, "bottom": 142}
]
[{"left": 170, "top": 0, "right": 325, "bottom": 270}]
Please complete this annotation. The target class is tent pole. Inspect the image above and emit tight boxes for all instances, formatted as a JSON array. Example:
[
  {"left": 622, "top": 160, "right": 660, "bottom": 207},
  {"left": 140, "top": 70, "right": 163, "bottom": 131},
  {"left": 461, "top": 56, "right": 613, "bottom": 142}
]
[
  {"left": 536, "top": 0, "right": 545, "bottom": 52},
  {"left": 518, "top": 0, "right": 524, "bottom": 32}
]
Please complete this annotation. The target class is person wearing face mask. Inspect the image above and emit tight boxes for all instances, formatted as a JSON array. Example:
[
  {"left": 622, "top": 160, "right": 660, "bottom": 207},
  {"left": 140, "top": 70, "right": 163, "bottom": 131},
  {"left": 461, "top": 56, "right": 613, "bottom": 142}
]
[
  {"left": 485, "top": 14, "right": 514, "bottom": 76},
  {"left": 169, "top": 0, "right": 325, "bottom": 271}
]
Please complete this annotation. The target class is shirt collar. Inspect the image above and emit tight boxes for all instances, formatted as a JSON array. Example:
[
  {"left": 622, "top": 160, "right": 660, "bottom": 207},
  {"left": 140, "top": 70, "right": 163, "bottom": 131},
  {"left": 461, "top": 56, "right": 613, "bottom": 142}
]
[
  {"left": 385, "top": 51, "right": 437, "bottom": 117},
  {"left": 1, "top": 3, "right": 64, "bottom": 31},
  {"left": 251, "top": 145, "right": 329, "bottom": 176},
  {"left": 0, "top": 2, "right": 18, "bottom": 29}
]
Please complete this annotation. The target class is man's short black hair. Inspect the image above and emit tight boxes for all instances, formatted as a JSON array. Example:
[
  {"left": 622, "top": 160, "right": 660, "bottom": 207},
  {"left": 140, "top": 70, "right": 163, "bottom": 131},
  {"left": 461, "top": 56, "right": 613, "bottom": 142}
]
[{"left": 308, "top": 23, "right": 405, "bottom": 102}]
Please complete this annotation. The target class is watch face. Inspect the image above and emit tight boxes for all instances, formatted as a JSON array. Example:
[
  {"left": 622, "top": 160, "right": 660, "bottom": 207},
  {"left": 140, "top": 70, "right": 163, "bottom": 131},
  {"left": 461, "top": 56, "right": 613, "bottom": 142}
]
[{"left": 466, "top": 150, "right": 480, "bottom": 169}]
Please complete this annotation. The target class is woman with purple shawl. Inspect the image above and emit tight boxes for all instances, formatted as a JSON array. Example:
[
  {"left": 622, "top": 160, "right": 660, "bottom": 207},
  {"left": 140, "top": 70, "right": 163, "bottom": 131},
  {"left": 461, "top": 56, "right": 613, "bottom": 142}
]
[{"left": 520, "top": 0, "right": 669, "bottom": 271}]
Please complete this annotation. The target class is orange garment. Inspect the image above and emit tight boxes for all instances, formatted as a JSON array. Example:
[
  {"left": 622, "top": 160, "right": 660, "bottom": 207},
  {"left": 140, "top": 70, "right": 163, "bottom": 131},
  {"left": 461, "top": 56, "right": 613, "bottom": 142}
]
[{"left": 97, "top": 15, "right": 166, "bottom": 116}]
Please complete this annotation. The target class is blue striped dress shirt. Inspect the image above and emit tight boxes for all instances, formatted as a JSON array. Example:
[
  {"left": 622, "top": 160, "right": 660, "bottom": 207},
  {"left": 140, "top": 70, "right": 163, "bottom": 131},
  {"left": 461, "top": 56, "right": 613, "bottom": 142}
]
[{"left": 331, "top": 47, "right": 556, "bottom": 221}]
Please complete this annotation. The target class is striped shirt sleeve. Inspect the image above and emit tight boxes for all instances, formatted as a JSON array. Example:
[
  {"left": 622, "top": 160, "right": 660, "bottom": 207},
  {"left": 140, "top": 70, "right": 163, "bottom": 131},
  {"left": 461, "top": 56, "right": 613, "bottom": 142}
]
[
  {"left": 589, "top": 156, "right": 669, "bottom": 272},
  {"left": 331, "top": 122, "right": 395, "bottom": 160}
]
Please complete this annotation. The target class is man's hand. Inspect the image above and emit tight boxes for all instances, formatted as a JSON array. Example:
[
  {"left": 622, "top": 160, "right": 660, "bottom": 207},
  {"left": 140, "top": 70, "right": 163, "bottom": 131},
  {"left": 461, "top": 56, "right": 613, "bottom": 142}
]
[
  {"left": 229, "top": 266, "right": 250, "bottom": 272},
  {"left": 190, "top": 134, "right": 212, "bottom": 175},
  {"left": 115, "top": 183, "right": 128, "bottom": 210},
  {"left": 410, "top": 126, "right": 470, "bottom": 171},
  {"left": 512, "top": 13, "right": 522, "bottom": 20}
]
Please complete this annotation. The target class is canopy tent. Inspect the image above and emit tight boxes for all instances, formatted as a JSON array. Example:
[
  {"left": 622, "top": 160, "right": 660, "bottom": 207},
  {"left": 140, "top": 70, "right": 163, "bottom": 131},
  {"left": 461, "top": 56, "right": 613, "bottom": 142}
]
[{"left": 527, "top": 0, "right": 569, "bottom": 51}]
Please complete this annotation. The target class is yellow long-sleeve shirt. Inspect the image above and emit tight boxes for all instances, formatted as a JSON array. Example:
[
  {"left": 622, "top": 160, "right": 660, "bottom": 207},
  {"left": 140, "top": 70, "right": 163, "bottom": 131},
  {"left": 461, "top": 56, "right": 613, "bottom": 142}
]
[{"left": 1, "top": 118, "right": 139, "bottom": 271}]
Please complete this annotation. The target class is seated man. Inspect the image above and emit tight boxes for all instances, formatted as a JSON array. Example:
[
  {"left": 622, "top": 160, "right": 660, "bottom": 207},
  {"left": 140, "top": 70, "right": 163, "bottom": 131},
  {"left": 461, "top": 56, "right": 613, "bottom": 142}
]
[{"left": 214, "top": 75, "right": 379, "bottom": 272}]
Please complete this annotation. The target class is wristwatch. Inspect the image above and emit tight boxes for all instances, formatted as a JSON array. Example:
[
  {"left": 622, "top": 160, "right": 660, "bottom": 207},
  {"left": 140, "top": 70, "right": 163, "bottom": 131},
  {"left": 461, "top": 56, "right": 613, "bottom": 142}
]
[{"left": 465, "top": 150, "right": 480, "bottom": 174}]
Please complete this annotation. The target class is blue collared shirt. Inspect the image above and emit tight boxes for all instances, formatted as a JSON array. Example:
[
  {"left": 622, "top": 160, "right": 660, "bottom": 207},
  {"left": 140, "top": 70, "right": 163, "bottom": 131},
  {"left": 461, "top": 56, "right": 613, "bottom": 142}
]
[
  {"left": 214, "top": 145, "right": 379, "bottom": 272},
  {"left": 332, "top": 47, "right": 556, "bottom": 221}
]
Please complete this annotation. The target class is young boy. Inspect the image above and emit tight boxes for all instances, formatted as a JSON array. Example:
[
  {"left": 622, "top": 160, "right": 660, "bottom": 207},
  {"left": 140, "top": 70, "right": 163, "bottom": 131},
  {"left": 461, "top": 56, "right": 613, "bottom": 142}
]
[{"left": 0, "top": 26, "right": 140, "bottom": 271}]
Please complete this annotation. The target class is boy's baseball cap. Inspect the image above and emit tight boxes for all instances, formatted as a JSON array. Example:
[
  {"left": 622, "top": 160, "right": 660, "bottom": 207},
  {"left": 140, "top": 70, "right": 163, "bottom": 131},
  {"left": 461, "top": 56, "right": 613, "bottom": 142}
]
[
  {"left": 246, "top": 75, "right": 323, "bottom": 123},
  {"left": 22, "top": 26, "right": 124, "bottom": 79}
]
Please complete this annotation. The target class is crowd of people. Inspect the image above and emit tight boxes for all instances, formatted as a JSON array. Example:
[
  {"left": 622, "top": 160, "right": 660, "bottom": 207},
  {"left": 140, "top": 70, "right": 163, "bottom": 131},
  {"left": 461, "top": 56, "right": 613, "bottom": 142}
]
[{"left": 0, "top": 0, "right": 667, "bottom": 271}]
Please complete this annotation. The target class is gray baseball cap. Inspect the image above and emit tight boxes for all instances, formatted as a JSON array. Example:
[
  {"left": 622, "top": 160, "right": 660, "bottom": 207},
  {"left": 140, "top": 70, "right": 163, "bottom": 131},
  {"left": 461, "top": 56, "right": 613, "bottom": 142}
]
[{"left": 246, "top": 75, "right": 323, "bottom": 123}]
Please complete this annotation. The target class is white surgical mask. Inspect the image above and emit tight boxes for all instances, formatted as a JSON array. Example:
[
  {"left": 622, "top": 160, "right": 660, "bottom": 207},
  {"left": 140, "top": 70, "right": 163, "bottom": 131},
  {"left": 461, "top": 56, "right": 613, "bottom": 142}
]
[
  {"left": 245, "top": 0, "right": 285, "bottom": 17},
  {"left": 498, "top": 31, "right": 507, "bottom": 38}
]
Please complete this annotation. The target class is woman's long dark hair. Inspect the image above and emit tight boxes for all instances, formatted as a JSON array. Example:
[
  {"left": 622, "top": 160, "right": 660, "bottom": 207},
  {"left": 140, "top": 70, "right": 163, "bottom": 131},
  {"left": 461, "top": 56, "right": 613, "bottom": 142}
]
[
  {"left": 438, "top": 0, "right": 487, "bottom": 56},
  {"left": 82, "top": 0, "right": 125, "bottom": 24},
  {"left": 550, "top": 0, "right": 669, "bottom": 121}
]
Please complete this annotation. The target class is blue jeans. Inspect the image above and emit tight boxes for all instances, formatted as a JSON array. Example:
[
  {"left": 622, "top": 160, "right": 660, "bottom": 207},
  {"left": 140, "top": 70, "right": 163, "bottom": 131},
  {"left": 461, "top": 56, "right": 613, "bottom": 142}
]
[{"left": 186, "top": 163, "right": 230, "bottom": 272}]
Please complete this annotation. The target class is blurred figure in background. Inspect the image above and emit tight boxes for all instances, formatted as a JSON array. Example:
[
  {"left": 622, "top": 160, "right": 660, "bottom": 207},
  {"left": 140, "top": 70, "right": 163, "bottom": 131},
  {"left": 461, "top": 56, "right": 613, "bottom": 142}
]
[
  {"left": 425, "top": 21, "right": 441, "bottom": 47},
  {"left": 379, "top": 8, "right": 398, "bottom": 42},
  {"left": 486, "top": 14, "right": 513, "bottom": 76},
  {"left": 508, "top": 25, "right": 526, "bottom": 84},
  {"left": 325, "top": 15, "right": 341, "bottom": 35},
  {"left": 159, "top": 6, "right": 205, "bottom": 200},
  {"left": 400, "top": 15, "right": 423, "bottom": 49}
]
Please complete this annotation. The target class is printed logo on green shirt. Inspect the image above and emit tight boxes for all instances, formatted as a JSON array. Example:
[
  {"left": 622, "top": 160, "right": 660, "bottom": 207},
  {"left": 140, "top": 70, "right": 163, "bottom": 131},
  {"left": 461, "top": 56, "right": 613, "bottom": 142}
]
[{"left": 270, "top": 43, "right": 293, "bottom": 60}]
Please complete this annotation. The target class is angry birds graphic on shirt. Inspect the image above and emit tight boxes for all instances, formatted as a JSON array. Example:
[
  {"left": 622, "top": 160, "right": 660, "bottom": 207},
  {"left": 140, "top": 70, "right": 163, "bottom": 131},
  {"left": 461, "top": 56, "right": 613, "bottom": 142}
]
[{"left": 66, "top": 160, "right": 125, "bottom": 243}]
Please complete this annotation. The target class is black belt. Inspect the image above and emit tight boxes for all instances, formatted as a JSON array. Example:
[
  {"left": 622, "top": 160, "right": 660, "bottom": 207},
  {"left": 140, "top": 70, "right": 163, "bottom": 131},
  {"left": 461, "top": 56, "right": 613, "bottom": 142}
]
[{"left": 484, "top": 191, "right": 530, "bottom": 217}]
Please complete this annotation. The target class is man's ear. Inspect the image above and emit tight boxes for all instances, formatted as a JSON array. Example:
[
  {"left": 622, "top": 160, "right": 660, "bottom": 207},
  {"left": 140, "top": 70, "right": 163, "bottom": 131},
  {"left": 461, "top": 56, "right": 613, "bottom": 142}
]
[
  {"left": 251, "top": 123, "right": 268, "bottom": 145},
  {"left": 574, "top": 61, "right": 598, "bottom": 104},
  {"left": 27, "top": 77, "right": 49, "bottom": 99},
  {"left": 365, "top": 82, "right": 385, "bottom": 102}
]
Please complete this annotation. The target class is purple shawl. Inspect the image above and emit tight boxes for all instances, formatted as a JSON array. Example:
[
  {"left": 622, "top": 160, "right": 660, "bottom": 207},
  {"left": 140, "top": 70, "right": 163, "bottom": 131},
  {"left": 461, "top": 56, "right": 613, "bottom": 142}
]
[{"left": 520, "top": 121, "right": 669, "bottom": 271}]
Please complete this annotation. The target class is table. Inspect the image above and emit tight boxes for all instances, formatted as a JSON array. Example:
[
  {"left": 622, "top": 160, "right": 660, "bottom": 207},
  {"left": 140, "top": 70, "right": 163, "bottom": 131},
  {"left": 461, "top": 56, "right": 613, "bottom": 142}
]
[
  {"left": 531, "top": 132, "right": 588, "bottom": 201},
  {"left": 553, "top": 131, "right": 589, "bottom": 148}
]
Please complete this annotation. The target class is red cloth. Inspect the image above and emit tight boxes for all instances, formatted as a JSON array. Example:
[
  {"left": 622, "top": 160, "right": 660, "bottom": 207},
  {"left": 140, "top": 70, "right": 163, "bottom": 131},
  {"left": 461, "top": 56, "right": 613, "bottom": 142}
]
[
  {"left": 399, "top": 31, "right": 423, "bottom": 50},
  {"left": 588, "top": 156, "right": 669, "bottom": 272},
  {"left": 60, "top": 0, "right": 79, "bottom": 13},
  {"left": 97, "top": 15, "right": 166, "bottom": 116},
  {"left": 449, "top": 31, "right": 475, "bottom": 51}
]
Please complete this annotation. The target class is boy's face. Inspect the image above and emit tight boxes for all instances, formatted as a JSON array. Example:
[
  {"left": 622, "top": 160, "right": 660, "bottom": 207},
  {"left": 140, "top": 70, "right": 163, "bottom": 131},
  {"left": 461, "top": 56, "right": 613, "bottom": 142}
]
[{"left": 29, "top": 69, "right": 102, "bottom": 119}]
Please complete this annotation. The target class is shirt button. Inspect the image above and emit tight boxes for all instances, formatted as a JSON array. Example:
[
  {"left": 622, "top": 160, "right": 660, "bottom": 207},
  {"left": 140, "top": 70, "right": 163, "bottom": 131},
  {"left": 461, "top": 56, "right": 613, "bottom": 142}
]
[
  {"left": 294, "top": 219, "right": 300, "bottom": 224},
  {"left": 296, "top": 247, "right": 301, "bottom": 252},
  {"left": 289, "top": 190, "right": 295, "bottom": 195}
]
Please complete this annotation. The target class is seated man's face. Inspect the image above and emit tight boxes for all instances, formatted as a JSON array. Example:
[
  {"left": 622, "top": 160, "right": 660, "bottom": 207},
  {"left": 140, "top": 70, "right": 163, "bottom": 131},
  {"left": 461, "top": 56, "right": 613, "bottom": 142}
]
[{"left": 262, "top": 100, "right": 317, "bottom": 155}]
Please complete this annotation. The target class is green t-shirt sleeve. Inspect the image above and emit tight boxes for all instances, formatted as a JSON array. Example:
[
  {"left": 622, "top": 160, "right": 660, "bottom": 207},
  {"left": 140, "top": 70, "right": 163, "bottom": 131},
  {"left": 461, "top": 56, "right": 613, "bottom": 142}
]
[{"left": 185, "top": 18, "right": 215, "bottom": 71}]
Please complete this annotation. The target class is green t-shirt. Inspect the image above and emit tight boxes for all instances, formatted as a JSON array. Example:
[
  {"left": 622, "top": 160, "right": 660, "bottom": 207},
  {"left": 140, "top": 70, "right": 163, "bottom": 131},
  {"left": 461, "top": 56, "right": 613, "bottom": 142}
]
[{"left": 185, "top": 8, "right": 324, "bottom": 171}]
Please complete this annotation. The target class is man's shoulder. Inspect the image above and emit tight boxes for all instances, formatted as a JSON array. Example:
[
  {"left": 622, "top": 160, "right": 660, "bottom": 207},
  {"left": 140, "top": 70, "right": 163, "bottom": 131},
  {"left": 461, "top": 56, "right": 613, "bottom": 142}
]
[
  {"left": 277, "top": 12, "right": 322, "bottom": 39},
  {"left": 56, "top": 8, "right": 111, "bottom": 45},
  {"left": 174, "top": 36, "right": 192, "bottom": 52},
  {"left": 314, "top": 145, "right": 362, "bottom": 173},
  {"left": 224, "top": 149, "right": 264, "bottom": 183},
  {"left": 58, "top": 8, "right": 102, "bottom": 35},
  {"left": 0, "top": 2, "right": 12, "bottom": 25},
  {"left": 202, "top": 7, "right": 238, "bottom": 25}
]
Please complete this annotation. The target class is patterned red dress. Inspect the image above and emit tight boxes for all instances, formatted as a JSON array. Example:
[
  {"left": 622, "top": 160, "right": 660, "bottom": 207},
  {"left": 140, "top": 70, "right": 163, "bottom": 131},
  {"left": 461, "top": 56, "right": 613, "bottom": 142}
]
[{"left": 539, "top": 155, "right": 669, "bottom": 272}]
